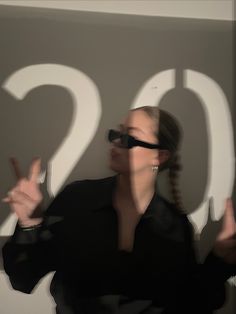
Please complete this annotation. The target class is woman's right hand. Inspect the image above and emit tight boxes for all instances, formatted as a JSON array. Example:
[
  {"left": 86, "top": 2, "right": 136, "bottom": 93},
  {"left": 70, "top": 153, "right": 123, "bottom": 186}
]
[
  {"left": 2, "top": 157, "right": 43, "bottom": 227},
  {"left": 213, "top": 198, "right": 236, "bottom": 264}
]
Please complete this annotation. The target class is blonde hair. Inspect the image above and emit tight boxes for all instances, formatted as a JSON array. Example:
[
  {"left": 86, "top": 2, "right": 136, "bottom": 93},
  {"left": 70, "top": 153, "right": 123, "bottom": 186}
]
[{"left": 132, "top": 106, "right": 183, "bottom": 212}]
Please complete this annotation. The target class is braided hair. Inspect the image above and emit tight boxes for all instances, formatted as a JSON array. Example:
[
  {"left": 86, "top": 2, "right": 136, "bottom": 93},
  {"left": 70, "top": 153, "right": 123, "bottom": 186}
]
[{"left": 132, "top": 106, "right": 184, "bottom": 213}]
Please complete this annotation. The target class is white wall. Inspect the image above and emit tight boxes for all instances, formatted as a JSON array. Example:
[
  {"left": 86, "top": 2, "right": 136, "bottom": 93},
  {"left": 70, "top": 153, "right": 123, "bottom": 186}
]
[
  {"left": 0, "top": 0, "right": 234, "bottom": 20},
  {"left": 0, "top": 1, "right": 235, "bottom": 314}
]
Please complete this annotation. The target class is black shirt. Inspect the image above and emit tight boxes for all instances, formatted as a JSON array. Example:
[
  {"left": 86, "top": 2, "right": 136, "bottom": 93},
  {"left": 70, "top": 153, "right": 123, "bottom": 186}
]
[{"left": 2, "top": 175, "right": 236, "bottom": 314}]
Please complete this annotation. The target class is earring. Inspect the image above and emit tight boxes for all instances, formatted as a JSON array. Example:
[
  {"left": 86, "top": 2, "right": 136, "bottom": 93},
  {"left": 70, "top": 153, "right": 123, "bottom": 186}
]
[{"left": 152, "top": 165, "right": 158, "bottom": 173}]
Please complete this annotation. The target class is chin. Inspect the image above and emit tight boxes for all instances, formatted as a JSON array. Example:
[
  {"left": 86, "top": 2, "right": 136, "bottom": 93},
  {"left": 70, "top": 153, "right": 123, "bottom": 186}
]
[{"left": 108, "top": 157, "right": 132, "bottom": 174}]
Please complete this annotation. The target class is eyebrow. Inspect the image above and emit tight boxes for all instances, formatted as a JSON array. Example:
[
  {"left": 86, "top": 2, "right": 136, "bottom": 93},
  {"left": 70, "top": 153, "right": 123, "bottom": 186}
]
[{"left": 118, "top": 124, "right": 145, "bottom": 134}]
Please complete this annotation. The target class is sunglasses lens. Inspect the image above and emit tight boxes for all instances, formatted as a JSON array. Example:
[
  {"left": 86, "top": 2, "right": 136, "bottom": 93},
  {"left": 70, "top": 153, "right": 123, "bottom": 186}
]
[
  {"left": 108, "top": 130, "right": 120, "bottom": 142},
  {"left": 108, "top": 129, "right": 135, "bottom": 149},
  {"left": 107, "top": 130, "right": 127, "bottom": 148}
]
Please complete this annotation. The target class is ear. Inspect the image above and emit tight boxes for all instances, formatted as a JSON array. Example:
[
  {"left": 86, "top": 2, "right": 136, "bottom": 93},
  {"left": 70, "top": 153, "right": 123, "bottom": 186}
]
[{"left": 155, "top": 150, "right": 171, "bottom": 167}]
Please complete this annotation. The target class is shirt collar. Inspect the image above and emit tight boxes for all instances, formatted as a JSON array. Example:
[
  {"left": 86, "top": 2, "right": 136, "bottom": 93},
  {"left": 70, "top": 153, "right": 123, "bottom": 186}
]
[{"left": 91, "top": 174, "right": 161, "bottom": 219}]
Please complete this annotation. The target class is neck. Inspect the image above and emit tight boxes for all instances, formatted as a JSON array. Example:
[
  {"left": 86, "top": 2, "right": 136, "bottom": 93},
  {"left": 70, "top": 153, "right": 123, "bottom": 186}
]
[{"left": 114, "top": 171, "right": 156, "bottom": 214}]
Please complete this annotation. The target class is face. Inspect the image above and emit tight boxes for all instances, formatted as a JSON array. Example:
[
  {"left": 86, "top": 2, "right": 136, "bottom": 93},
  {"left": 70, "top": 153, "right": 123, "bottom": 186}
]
[{"left": 108, "top": 109, "right": 161, "bottom": 175}]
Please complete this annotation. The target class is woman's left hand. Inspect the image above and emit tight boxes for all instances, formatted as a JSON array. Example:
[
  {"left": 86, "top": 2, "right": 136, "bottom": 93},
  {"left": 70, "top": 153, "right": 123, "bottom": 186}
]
[{"left": 214, "top": 198, "right": 236, "bottom": 264}]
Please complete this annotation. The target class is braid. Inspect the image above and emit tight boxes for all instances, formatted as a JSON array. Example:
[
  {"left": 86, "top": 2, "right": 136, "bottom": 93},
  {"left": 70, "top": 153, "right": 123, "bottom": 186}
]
[{"left": 168, "top": 154, "right": 184, "bottom": 213}]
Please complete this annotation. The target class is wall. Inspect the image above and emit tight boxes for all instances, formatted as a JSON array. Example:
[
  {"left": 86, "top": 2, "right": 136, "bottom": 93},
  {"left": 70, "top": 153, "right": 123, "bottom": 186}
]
[{"left": 0, "top": 1, "right": 235, "bottom": 314}]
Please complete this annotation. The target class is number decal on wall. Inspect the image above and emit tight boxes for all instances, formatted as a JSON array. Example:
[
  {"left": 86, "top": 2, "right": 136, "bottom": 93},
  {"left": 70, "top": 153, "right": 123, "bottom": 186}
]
[
  {"left": 184, "top": 70, "right": 235, "bottom": 231},
  {"left": 131, "top": 69, "right": 235, "bottom": 233},
  {"left": 0, "top": 66, "right": 234, "bottom": 235},
  {"left": 1, "top": 64, "right": 101, "bottom": 236},
  {"left": 131, "top": 69, "right": 175, "bottom": 108}
]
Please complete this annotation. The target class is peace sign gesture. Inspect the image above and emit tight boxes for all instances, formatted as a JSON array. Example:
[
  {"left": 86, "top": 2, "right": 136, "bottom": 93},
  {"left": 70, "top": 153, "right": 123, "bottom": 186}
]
[
  {"left": 214, "top": 198, "right": 236, "bottom": 264},
  {"left": 2, "top": 157, "right": 43, "bottom": 227}
]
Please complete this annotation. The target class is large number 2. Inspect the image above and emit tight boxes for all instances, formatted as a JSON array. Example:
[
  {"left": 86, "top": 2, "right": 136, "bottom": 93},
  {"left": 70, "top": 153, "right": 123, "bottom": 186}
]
[{"left": 1, "top": 64, "right": 101, "bottom": 235}]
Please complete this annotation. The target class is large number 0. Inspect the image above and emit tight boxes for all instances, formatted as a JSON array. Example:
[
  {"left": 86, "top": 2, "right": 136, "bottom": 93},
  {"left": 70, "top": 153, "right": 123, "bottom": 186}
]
[{"left": 131, "top": 69, "right": 235, "bottom": 233}]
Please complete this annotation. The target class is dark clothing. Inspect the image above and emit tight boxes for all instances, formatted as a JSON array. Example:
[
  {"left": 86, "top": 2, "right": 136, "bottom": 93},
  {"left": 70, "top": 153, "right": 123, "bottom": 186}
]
[{"left": 2, "top": 175, "right": 236, "bottom": 313}]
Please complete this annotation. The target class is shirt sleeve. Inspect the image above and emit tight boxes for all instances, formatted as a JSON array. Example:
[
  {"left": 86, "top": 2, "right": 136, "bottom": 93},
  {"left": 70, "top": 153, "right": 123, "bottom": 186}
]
[{"left": 2, "top": 184, "right": 72, "bottom": 294}]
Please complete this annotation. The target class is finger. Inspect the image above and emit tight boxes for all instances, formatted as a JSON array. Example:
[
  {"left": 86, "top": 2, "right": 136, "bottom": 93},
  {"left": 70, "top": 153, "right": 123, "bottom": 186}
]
[
  {"left": 7, "top": 189, "right": 35, "bottom": 207},
  {"left": 2, "top": 197, "right": 11, "bottom": 202},
  {"left": 217, "top": 199, "right": 236, "bottom": 241},
  {"left": 28, "top": 157, "right": 41, "bottom": 183},
  {"left": 2, "top": 192, "right": 23, "bottom": 204},
  {"left": 222, "top": 198, "right": 236, "bottom": 232},
  {"left": 225, "top": 198, "right": 234, "bottom": 216},
  {"left": 9, "top": 157, "right": 23, "bottom": 181}
]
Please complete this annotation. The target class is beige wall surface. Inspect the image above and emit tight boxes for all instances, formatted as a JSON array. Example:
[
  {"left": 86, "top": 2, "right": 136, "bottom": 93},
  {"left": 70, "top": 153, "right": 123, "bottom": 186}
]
[
  {"left": 0, "top": 0, "right": 234, "bottom": 20},
  {"left": 0, "top": 1, "right": 235, "bottom": 314}
]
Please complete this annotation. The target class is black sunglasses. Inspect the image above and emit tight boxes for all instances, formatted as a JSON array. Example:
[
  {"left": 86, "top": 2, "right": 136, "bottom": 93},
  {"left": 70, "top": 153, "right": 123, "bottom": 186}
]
[{"left": 107, "top": 129, "right": 165, "bottom": 149}]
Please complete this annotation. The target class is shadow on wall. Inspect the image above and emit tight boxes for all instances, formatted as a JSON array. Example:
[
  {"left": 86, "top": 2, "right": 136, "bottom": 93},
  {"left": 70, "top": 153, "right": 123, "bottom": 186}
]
[{"left": 0, "top": 6, "right": 235, "bottom": 313}]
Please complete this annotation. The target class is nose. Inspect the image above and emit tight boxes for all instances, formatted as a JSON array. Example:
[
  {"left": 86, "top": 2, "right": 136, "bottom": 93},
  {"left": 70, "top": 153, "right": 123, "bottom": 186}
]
[{"left": 112, "top": 141, "right": 125, "bottom": 149}]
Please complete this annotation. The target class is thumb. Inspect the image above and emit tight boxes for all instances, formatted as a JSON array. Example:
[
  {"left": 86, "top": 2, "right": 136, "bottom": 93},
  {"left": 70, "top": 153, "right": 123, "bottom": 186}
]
[{"left": 217, "top": 198, "right": 236, "bottom": 241}]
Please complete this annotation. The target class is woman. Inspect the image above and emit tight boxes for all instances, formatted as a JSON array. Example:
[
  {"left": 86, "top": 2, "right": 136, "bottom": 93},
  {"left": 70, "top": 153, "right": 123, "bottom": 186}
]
[{"left": 2, "top": 106, "right": 236, "bottom": 314}]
